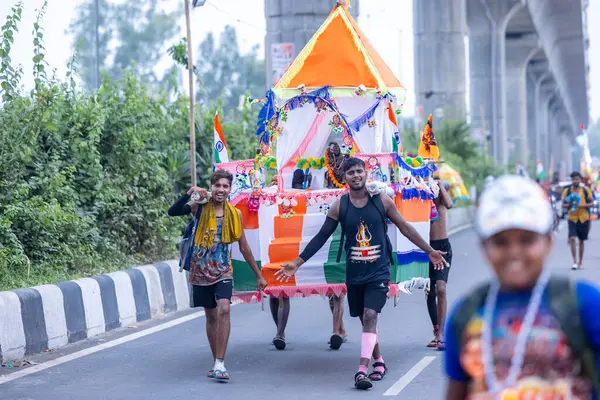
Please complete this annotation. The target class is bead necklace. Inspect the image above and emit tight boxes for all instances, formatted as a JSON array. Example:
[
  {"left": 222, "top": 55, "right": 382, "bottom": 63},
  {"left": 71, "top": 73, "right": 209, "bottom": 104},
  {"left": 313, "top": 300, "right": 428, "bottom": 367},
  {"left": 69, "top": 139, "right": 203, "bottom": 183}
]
[{"left": 481, "top": 268, "right": 551, "bottom": 395}]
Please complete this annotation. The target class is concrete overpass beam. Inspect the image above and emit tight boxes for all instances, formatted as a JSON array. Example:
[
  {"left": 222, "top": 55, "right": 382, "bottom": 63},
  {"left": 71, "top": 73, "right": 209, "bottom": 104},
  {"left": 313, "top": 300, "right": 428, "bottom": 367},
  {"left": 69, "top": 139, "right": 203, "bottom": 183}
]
[
  {"left": 414, "top": 0, "right": 467, "bottom": 121},
  {"left": 504, "top": 34, "right": 540, "bottom": 166},
  {"left": 466, "top": 0, "right": 525, "bottom": 167},
  {"left": 527, "top": 0, "right": 589, "bottom": 131}
]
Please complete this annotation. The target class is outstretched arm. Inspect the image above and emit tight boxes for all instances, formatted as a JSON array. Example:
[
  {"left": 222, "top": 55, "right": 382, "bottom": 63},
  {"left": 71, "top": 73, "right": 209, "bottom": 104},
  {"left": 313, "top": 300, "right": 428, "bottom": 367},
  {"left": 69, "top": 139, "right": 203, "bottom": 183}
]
[
  {"left": 296, "top": 200, "right": 340, "bottom": 266},
  {"left": 382, "top": 195, "right": 434, "bottom": 254},
  {"left": 381, "top": 195, "right": 447, "bottom": 270}
]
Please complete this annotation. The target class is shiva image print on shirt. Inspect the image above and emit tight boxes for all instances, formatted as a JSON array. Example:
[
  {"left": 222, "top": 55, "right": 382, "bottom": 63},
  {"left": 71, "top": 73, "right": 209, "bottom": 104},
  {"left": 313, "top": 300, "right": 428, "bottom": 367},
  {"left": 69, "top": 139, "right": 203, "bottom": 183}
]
[{"left": 350, "top": 220, "right": 381, "bottom": 263}]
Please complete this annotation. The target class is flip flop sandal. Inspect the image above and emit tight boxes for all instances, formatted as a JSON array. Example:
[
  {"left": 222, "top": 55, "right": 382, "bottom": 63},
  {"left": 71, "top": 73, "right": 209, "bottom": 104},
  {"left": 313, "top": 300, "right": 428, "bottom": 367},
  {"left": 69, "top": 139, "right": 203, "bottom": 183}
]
[
  {"left": 214, "top": 369, "right": 230, "bottom": 381},
  {"left": 368, "top": 362, "right": 388, "bottom": 381},
  {"left": 207, "top": 369, "right": 215, "bottom": 378},
  {"left": 273, "top": 337, "right": 286, "bottom": 351},
  {"left": 329, "top": 334, "right": 344, "bottom": 350},
  {"left": 427, "top": 339, "right": 439, "bottom": 348},
  {"left": 354, "top": 371, "right": 373, "bottom": 390}
]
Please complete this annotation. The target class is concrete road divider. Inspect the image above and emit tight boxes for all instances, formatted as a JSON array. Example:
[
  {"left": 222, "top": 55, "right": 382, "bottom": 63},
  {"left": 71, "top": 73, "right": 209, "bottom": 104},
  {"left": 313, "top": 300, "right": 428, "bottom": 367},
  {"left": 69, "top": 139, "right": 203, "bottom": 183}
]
[{"left": 0, "top": 260, "right": 191, "bottom": 363}]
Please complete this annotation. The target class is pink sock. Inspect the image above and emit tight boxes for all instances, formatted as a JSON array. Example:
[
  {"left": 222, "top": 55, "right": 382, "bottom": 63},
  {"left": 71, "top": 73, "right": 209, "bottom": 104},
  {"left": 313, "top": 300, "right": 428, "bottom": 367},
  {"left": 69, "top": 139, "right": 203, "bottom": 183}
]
[
  {"left": 358, "top": 365, "right": 368, "bottom": 374},
  {"left": 360, "top": 332, "right": 377, "bottom": 360},
  {"left": 375, "top": 356, "right": 384, "bottom": 363}
]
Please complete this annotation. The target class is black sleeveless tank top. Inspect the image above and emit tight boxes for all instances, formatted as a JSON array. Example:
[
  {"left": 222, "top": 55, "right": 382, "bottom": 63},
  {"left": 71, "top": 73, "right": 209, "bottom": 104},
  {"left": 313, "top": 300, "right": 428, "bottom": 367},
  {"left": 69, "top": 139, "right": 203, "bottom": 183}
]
[{"left": 343, "top": 199, "right": 391, "bottom": 285}]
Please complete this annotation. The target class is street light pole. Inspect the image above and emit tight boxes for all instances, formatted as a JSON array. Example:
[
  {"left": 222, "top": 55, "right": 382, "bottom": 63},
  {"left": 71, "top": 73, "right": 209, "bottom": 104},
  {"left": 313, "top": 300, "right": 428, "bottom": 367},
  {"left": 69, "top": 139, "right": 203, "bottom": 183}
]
[{"left": 184, "top": 0, "right": 197, "bottom": 186}]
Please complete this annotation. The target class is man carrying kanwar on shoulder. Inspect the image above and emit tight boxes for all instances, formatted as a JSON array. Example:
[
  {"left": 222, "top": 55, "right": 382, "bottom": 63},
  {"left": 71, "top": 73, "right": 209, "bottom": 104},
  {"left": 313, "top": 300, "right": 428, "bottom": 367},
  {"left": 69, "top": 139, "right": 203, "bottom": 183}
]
[
  {"left": 444, "top": 175, "right": 600, "bottom": 400},
  {"left": 276, "top": 157, "right": 447, "bottom": 390},
  {"left": 168, "top": 169, "right": 267, "bottom": 381}
]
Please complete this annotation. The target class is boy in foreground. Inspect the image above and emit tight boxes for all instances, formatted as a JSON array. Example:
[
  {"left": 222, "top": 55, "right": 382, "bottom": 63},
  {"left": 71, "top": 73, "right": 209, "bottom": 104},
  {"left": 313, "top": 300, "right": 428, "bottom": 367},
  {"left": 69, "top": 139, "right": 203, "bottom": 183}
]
[{"left": 444, "top": 175, "right": 600, "bottom": 399}]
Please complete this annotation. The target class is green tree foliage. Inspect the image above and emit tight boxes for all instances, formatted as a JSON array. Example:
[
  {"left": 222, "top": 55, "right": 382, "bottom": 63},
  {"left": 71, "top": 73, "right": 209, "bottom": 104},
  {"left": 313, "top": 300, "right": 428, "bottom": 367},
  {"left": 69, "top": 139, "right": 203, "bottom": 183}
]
[
  {"left": 401, "top": 119, "right": 503, "bottom": 193},
  {"left": 195, "top": 26, "right": 266, "bottom": 111},
  {"left": 0, "top": 4, "right": 258, "bottom": 290},
  {"left": 68, "top": 0, "right": 179, "bottom": 90}
]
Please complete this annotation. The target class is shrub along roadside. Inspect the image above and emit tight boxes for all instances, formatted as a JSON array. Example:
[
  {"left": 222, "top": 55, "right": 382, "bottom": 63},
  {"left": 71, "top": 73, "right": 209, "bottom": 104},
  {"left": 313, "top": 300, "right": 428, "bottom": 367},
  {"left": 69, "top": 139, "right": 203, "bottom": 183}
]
[{"left": 0, "top": 4, "right": 257, "bottom": 291}]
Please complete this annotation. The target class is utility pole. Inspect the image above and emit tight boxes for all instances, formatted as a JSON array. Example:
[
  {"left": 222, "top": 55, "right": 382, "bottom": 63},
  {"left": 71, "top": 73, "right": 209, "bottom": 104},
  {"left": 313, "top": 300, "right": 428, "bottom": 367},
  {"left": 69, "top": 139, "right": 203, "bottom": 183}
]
[
  {"left": 185, "top": 0, "right": 198, "bottom": 186},
  {"left": 94, "top": 0, "right": 101, "bottom": 89}
]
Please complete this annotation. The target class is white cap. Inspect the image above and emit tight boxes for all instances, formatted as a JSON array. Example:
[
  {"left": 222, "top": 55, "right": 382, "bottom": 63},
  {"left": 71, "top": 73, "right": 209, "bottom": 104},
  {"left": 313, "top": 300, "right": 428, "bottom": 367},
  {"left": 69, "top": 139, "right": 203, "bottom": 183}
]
[{"left": 476, "top": 175, "right": 553, "bottom": 239}]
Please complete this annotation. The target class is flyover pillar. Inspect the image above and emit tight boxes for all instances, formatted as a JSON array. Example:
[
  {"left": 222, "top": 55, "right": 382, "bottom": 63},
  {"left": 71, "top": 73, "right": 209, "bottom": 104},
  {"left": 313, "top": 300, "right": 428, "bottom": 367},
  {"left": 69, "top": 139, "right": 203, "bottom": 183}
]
[
  {"left": 526, "top": 74, "right": 536, "bottom": 165},
  {"left": 504, "top": 34, "right": 540, "bottom": 167},
  {"left": 414, "top": 0, "right": 467, "bottom": 123},
  {"left": 265, "top": 0, "right": 359, "bottom": 88},
  {"left": 466, "top": 0, "right": 525, "bottom": 167}
]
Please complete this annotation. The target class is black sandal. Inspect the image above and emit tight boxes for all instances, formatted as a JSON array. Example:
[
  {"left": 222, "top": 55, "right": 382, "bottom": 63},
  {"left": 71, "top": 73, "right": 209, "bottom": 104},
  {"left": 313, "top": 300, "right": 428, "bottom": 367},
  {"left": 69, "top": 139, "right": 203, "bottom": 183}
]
[
  {"left": 273, "top": 337, "right": 286, "bottom": 350},
  {"left": 329, "top": 334, "right": 343, "bottom": 350},
  {"left": 354, "top": 371, "right": 373, "bottom": 390},
  {"left": 368, "top": 362, "right": 388, "bottom": 381}
]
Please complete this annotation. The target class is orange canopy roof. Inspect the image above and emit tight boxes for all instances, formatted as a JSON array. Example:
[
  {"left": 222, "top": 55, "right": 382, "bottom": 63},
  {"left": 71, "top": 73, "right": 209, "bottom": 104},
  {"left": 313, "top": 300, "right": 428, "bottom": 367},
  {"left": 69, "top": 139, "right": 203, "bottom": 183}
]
[{"left": 274, "top": 3, "right": 403, "bottom": 90}]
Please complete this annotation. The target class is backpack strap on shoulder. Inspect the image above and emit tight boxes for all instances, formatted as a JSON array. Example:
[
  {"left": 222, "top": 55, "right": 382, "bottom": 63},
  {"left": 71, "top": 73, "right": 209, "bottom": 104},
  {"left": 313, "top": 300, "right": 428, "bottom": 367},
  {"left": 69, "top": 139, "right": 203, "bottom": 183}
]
[
  {"left": 452, "top": 282, "right": 490, "bottom": 352},
  {"left": 336, "top": 194, "right": 350, "bottom": 263},
  {"left": 369, "top": 194, "right": 396, "bottom": 265},
  {"left": 547, "top": 276, "right": 599, "bottom": 396}
]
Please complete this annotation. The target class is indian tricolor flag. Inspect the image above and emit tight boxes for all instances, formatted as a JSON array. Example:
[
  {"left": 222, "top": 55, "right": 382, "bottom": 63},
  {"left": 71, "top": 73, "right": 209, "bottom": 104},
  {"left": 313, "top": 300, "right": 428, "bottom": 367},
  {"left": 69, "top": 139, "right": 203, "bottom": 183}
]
[
  {"left": 536, "top": 160, "right": 545, "bottom": 181},
  {"left": 213, "top": 112, "right": 229, "bottom": 165},
  {"left": 229, "top": 194, "right": 431, "bottom": 301}
]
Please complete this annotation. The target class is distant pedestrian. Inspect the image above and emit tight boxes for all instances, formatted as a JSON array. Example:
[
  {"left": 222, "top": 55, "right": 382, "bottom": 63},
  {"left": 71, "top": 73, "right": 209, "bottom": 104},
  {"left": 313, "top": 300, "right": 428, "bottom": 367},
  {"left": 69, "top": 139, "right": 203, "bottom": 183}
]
[
  {"left": 168, "top": 169, "right": 267, "bottom": 381},
  {"left": 444, "top": 175, "right": 600, "bottom": 399},
  {"left": 562, "top": 171, "right": 593, "bottom": 270}
]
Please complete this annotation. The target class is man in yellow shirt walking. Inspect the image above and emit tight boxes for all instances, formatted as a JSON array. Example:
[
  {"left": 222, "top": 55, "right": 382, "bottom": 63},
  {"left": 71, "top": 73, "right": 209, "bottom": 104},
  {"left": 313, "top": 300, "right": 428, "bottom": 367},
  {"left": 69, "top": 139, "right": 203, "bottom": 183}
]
[{"left": 562, "top": 171, "right": 594, "bottom": 270}]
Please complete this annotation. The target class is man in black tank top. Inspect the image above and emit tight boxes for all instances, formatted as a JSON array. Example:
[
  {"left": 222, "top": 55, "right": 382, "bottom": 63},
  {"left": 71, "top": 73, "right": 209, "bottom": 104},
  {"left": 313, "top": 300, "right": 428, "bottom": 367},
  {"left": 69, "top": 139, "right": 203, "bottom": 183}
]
[{"left": 276, "top": 158, "right": 447, "bottom": 390}]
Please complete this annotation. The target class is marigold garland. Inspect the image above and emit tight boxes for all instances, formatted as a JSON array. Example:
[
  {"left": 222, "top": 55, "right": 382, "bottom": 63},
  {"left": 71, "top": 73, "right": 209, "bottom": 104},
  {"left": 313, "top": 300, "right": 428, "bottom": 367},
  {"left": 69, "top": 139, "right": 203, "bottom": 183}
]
[{"left": 324, "top": 150, "right": 347, "bottom": 189}]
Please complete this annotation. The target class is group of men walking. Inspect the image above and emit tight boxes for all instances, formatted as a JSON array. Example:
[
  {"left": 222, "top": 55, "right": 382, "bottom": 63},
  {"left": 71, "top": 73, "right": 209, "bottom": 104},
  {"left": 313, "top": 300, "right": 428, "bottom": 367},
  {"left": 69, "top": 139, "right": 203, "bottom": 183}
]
[{"left": 168, "top": 162, "right": 599, "bottom": 398}]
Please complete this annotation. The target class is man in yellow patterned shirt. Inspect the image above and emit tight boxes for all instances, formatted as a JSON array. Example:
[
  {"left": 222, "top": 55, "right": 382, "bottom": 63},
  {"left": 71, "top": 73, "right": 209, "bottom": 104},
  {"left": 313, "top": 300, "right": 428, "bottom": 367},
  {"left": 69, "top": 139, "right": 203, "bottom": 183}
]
[{"left": 562, "top": 172, "right": 593, "bottom": 270}]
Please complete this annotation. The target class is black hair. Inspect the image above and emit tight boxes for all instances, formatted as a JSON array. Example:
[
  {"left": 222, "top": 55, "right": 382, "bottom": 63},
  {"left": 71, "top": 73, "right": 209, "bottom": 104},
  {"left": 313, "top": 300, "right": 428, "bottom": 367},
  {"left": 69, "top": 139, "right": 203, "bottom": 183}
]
[
  {"left": 211, "top": 169, "right": 233, "bottom": 186},
  {"left": 292, "top": 169, "right": 305, "bottom": 188},
  {"left": 342, "top": 157, "right": 365, "bottom": 175},
  {"left": 570, "top": 171, "right": 583, "bottom": 179}
]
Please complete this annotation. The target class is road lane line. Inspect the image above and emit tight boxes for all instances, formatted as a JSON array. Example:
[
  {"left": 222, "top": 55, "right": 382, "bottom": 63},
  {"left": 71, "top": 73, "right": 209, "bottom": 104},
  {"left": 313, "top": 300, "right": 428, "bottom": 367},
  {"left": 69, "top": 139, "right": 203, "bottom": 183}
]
[
  {"left": 382, "top": 356, "right": 436, "bottom": 396},
  {"left": 0, "top": 310, "right": 206, "bottom": 385},
  {"left": 448, "top": 223, "right": 472, "bottom": 237}
]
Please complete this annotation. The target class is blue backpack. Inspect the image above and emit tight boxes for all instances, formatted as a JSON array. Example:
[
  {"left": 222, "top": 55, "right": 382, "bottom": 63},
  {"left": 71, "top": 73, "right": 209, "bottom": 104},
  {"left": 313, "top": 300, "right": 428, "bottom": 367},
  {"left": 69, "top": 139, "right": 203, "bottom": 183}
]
[{"left": 178, "top": 205, "right": 202, "bottom": 272}]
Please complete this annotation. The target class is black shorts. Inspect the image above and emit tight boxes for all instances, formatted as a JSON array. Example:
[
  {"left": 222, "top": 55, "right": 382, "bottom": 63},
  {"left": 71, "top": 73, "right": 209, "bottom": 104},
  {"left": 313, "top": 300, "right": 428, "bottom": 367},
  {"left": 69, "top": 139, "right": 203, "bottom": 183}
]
[
  {"left": 192, "top": 280, "right": 233, "bottom": 309},
  {"left": 568, "top": 220, "right": 590, "bottom": 241},
  {"left": 346, "top": 281, "right": 389, "bottom": 318},
  {"left": 429, "top": 238, "right": 453, "bottom": 283}
]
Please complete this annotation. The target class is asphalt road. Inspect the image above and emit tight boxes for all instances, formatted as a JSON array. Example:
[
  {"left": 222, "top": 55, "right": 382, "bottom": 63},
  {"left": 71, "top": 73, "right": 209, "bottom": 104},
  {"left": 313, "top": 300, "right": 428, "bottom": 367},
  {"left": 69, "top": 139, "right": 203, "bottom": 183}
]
[{"left": 1, "top": 223, "right": 599, "bottom": 400}]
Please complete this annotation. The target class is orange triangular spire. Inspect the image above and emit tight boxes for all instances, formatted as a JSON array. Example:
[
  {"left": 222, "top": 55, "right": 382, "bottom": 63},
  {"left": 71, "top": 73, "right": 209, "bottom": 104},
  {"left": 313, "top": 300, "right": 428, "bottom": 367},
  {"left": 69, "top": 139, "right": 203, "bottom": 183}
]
[{"left": 274, "top": 4, "right": 402, "bottom": 90}]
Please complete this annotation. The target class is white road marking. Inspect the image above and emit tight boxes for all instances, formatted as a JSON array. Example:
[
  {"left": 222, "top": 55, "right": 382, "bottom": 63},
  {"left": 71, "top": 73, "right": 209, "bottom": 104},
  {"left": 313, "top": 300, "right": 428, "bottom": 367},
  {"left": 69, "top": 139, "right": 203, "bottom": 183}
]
[
  {"left": 382, "top": 356, "right": 437, "bottom": 396},
  {"left": 0, "top": 310, "right": 206, "bottom": 385},
  {"left": 448, "top": 223, "right": 472, "bottom": 237}
]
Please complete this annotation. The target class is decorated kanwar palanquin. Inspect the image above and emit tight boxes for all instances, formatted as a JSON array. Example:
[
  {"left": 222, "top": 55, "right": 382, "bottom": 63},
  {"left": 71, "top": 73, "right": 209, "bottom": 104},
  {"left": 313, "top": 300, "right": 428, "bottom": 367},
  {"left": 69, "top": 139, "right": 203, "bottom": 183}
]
[{"left": 215, "top": 2, "right": 440, "bottom": 304}]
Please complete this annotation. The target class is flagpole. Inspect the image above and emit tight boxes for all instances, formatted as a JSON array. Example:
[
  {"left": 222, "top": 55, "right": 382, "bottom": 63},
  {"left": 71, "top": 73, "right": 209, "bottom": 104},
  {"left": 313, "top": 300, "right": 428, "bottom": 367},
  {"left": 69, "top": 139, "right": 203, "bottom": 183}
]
[{"left": 185, "top": 0, "right": 197, "bottom": 187}]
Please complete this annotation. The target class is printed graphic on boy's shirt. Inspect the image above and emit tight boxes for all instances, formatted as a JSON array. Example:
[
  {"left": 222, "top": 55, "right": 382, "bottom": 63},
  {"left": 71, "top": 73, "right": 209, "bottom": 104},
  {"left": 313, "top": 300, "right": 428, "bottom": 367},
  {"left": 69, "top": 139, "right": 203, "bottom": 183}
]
[
  {"left": 459, "top": 303, "right": 593, "bottom": 400},
  {"left": 350, "top": 220, "right": 381, "bottom": 263}
]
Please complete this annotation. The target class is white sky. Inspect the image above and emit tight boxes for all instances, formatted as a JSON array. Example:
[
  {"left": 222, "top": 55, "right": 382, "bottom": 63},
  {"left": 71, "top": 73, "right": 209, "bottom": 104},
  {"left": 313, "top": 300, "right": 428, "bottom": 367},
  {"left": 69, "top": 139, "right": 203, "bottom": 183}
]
[{"left": 1, "top": 0, "right": 598, "bottom": 121}]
